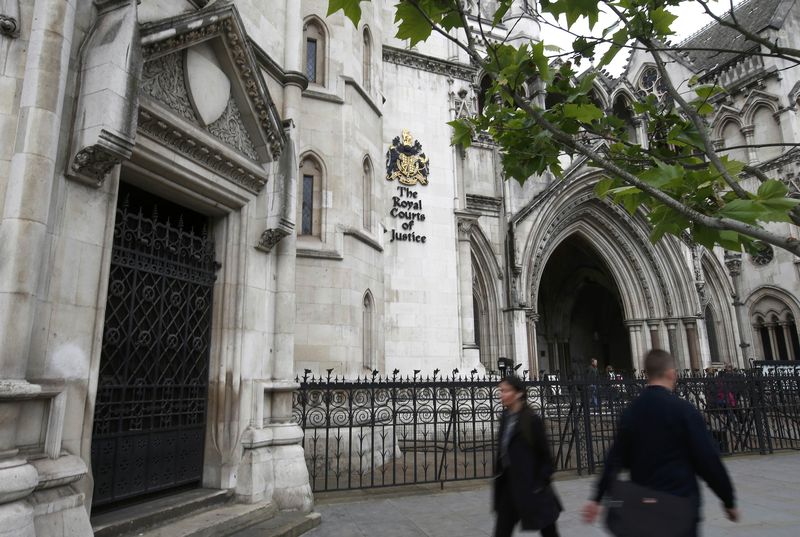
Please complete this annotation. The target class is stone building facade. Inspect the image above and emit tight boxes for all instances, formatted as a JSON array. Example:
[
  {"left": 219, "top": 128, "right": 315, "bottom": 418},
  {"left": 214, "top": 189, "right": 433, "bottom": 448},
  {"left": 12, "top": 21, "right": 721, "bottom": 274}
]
[{"left": 0, "top": 0, "right": 798, "bottom": 535}]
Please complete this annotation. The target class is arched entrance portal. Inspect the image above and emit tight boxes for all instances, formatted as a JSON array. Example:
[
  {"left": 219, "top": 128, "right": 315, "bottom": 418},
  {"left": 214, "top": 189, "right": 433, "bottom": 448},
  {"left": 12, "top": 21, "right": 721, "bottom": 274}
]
[{"left": 537, "top": 235, "right": 632, "bottom": 375}]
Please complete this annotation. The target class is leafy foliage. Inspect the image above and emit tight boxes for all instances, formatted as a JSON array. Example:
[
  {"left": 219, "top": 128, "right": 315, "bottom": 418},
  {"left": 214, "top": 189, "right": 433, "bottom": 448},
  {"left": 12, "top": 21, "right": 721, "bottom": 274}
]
[{"left": 326, "top": 0, "right": 800, "bottom": 255}]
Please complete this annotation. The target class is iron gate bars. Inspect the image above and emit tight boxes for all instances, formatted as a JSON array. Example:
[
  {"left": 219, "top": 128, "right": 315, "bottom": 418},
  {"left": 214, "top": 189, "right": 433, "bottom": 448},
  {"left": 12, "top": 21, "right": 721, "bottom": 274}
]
[
  {"left": 293, "top": 370, "right": 800, "bottom": 493},
  {"left": 91, "top": 193, "right": 217, "bottom": 507}
]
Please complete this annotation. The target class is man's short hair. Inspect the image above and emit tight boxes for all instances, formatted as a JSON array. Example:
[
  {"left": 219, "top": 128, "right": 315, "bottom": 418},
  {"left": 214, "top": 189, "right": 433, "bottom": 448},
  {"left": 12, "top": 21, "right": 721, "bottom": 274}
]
[
  {"left": 500, "top": 374, "right": 526, "bottom": 394},
  {"left": 644, "top": 349, "right": 675, "bottom": 378}
]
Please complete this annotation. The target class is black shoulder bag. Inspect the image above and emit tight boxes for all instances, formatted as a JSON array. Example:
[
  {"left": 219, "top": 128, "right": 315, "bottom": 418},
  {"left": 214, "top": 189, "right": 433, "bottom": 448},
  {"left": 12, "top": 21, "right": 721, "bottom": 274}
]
[{"left": 605, "top": 480, "right": 696, "bottom": 537}]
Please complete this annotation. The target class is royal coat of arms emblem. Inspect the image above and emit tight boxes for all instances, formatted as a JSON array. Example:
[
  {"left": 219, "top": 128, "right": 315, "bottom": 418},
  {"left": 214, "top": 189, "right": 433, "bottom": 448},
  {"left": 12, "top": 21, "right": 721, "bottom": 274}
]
[{"left": 386, "top": 129, "right": 430, "bottom": 186}]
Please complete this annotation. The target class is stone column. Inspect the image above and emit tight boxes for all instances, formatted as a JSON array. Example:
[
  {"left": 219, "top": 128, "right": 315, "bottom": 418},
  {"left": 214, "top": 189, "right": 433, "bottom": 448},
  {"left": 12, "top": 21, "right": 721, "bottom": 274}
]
[
  {"left": 282, "top": 0, "right": 304, "bottom": 122},
  {"left": 647, "top": 321, "right": 661, "bottom": 350},
  {"left": 665, "top": 319, "right": 681, "bottom": 366},
  {"left": 781, "top": 322, "right": 796, "bottom": 360},
  {"left": 0, "top": 0, "right": 75, "bottom": 379},
  {"left": 624, "top": 320, "right": 644, "bottom": 372},
  {"left": 525, "top": 311, "right": 539, "bottom": 378},
  {"left": 753, "top": 322, "right": 767, "bottom": 359},
  {"left": 455, "top": 212, "right": 481, "bottom": 371},
  {"left": 767, "top": 322, "right": 781, "bottom": 359},
  {"left": 510, "top": 309, "right": 530, "bottom": 372},
  {"left": 725, "top": 252, "right": 753, "bottom": 367},
  {"left": 741, "top": 125, "right": 759, "bottom": 164},
  {"left": 683, "top": 319, "right": 702, "bottom": 371}
]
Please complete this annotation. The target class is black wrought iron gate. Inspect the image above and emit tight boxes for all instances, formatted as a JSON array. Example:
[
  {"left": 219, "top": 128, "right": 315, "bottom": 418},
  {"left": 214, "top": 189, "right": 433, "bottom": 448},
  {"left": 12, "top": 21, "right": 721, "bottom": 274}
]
[{"left": 91, "top": 185, "right": 217, "bottom": 507}]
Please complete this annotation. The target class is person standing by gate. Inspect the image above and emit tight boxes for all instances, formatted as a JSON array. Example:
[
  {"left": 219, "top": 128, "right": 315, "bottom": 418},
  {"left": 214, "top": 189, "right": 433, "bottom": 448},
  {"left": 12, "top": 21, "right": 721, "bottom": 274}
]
[
  {"left": 582, "top": 349, "right": 738, "bottom": 536},
  {"left": 494, "top": 375, "right": 562, "bottom": 537}
]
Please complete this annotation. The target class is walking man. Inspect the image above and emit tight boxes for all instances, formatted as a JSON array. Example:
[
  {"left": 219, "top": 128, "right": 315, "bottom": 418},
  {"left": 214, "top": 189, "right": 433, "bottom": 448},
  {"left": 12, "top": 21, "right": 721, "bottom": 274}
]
[{"left": 582, "top": 349, "right": 738, "bottom": 536}]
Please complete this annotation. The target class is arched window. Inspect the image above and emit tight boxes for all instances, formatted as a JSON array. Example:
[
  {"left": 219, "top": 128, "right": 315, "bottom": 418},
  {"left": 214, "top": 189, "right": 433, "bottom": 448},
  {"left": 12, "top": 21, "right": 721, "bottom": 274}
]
[
  {"left": 721, "top": 120, "right": 747, "bottom": 162},
  {"left": 752, "top": 105, "right": 782, "bottom": 162},
  {"left": 304, "top": 18, "right": 326, "bottom": 85},
  {"left": 477, "top": 75, "right": 492, "bottom": 115},
  {"left": 362, "top": 156, "right": 372, "bottom": 229},
  {"left": 704, "top": 306, "right": 721, "bottom": 362},
  {"left": 362, "top": 28, "right": 372, "bottom": 92},
  {"left": 362, "top": 291, "right": 374, "bottom": 369},
  {"left": 298, "top": 155, "right": 323, "bottom": 236},
  {"left": 638, "top": 66, "right": 667, "bottom": 101},
  {"left": 750, "top": 293, "right": 800, "bottom": 361},
  {"left": 612, "top": 96, "right": 638, "bottom": 143}
]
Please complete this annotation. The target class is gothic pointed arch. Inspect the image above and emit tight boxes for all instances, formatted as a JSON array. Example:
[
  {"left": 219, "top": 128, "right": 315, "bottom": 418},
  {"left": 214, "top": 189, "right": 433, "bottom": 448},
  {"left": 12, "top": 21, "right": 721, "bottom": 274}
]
[
  {"left": 517, "top": 171, "right": 697, "bottom": 370},
  {"left": 297, "top": 150, "right": 327, "bottom": 237},
  {"left": 700, "top": 252, "right": 739, "bottom": 364},
  {"left": 469, "top": 224, "right": 503, "bottom": 369},
  {"left": 303, "top": 15, "right": 328, "bottom": 86},
  {"left": 362, "top": 290, "right": 375, "bottom": 369},
  {"left": 747, "top": 286, "right": 800, "bottom": 361},
  {"left": 362, "top": 26, "right": 372, "bottom": 92},
  {"left": 362, "top": 155, "right": 373, "bottom": 230}
]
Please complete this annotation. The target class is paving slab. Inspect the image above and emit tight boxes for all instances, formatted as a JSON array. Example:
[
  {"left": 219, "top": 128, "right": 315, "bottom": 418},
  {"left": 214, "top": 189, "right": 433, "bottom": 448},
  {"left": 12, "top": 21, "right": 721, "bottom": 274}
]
[{"left": 304, "top": 452, "right": 800, "bottom": 537}]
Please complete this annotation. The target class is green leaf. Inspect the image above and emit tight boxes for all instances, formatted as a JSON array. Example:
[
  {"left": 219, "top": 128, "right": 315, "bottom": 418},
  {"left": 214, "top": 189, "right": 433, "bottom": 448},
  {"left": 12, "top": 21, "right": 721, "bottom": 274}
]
[
  {"left": 756, "top": 179, "right": 789, "bottom": 199},
  {"left": 448, "top": 119, "right": 473, "bottom": 149},
  {"left": 595, "top": 177, "right": 616, "bottom": 197},
  {"left": 717, "top": 199, "right": 763, "bottom": 224},
  {"left": 563, "top": 103, "right": 604, "bottom": 122},
  {"left": 394, "top": 2, "right": 434, "bottom": 46},
  {"left": 599, "top": 28, "right": 627, "bottom": 67},
  {"left": 694, "top": 85, "right": 724, "bottom": 101},
  {"left": 651, "top": 8, "right": 678, "bottom": 36},
  {"left": 530, "top": 41, "right": 550, "bottom": 81},
  {"left": 327, "top": 0, "right": 364, "bottom": 26},
  {"left": 492, "top": 1, "right": 511, "bottom": 26}
]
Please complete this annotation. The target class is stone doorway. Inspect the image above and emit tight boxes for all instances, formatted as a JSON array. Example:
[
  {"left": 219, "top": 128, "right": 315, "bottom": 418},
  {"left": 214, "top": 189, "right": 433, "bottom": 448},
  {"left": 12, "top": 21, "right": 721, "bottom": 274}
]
[
  {"left": 91, "top": 183, "right": 217, "bottom": 508},
  {"left": 537, "top": 234, "right": 632, "bottom": 375}
]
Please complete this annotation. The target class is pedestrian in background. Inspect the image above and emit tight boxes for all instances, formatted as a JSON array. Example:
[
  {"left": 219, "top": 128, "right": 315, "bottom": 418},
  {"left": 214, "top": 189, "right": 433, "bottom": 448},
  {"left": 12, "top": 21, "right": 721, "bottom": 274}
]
[
  {"left": 494, "top": 375, "right": 562, "bottom": 537},
  {"left": 582, "top": 349, "right": 738, "bottom": 537},
  {"left": 587, "top": 357, "right": 599, "bottom": 407}
]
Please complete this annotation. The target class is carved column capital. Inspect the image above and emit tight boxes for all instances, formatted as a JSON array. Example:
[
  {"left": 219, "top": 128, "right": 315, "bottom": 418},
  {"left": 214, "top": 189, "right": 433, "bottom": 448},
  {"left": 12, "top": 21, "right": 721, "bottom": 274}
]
[
  {"left": 454, "top": 210, "right": 481, "bottom": 241},
  {"left": 724, "top": 251, "right": 742, "bottom": 276}
]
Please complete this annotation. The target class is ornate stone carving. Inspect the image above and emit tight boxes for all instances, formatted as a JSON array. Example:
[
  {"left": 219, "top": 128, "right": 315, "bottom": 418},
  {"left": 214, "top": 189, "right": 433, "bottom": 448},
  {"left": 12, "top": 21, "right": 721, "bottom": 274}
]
[
  {"left": 383, "top": 45, "right": 477, "bottom": 81},
  {"left": 256, "top": 226, "right": 292, "bottom": 253},
  {"left": 71, "top": 146, "right": 121, "bottom": 184},
  {"left": 724, "top": 251, "right": 743, "bottom": 276},
  {"left": 466, "top": 194, "right": 502, "bottom": 214},
  {"left": 141, "top": 51, "right": 259, "bottom": 161},
  {"left": 0, "top": 0, "right": 19, "bottom": 37},
  {"left": 449, "top": 80, "right": 476, "bottom": 119},
  {"left": 141, "top": 52, "right": 197, "bottom": 123},
  {"left": 137, "top": 109, "right": 266, "bottom": 193},
  {"left": 141, "top": 7, "right": 285, "bottom": 159},
  {"left": 208, "top": 99, "right": 259, "bottom": 160}
]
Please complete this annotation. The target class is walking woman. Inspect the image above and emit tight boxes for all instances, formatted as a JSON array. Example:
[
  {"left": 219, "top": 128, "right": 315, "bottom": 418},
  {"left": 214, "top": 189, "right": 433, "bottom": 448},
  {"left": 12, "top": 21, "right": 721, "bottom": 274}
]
[{"left": 493, "top": 374, "right": 562, "bottom": 537}]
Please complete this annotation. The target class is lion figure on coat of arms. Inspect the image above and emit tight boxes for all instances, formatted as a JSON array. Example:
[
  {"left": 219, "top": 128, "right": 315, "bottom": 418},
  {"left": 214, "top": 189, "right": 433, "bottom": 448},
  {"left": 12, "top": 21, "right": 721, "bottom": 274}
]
[{"left": 386, "top": 129, "right": 430, "bottom": 186}]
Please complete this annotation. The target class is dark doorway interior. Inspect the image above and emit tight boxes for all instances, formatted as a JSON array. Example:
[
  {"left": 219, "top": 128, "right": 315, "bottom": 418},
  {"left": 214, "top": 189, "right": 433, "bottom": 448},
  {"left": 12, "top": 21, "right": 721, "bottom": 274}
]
[
  {"left": 536, "top": 234, "right": 632, "bottom": 375},
  {"left": 91, "top": 183, "right": 217, "bottom": 509}
]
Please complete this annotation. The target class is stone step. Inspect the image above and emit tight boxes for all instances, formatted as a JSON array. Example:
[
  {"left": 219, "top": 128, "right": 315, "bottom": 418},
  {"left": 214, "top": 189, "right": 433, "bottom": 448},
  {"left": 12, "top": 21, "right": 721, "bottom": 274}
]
[
  {"left": 92, "top": 488, "right": 233, "bottom": 537},
  {"left": 134, "top": 500, "right": 281, "bottom": 537}
]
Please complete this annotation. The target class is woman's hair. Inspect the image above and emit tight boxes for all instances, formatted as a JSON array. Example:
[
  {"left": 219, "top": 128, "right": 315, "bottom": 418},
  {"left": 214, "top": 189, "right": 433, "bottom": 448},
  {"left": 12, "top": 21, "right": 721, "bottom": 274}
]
[{"left": 500, "top": 374, "right": 526, "bottom": 393}]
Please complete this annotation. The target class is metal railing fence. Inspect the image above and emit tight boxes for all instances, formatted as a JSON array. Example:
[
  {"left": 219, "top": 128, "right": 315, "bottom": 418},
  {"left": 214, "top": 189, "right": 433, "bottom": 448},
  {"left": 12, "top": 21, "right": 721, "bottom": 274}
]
[{"left": 292, "top": 370, "right": 800, "bottom": 492}]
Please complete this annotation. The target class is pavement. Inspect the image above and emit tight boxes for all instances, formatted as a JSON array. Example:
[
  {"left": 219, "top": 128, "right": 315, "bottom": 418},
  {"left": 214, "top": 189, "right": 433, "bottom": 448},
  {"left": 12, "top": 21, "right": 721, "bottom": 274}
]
[{"left": 302, "top": 452, "right": 800, "bottom": 537}]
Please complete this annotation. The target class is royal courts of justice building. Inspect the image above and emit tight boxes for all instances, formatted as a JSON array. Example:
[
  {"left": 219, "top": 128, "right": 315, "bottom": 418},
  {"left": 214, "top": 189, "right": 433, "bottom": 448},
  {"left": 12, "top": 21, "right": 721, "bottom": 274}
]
[{"left": 0, "top": 0, "right": 799, "bottom": 535}]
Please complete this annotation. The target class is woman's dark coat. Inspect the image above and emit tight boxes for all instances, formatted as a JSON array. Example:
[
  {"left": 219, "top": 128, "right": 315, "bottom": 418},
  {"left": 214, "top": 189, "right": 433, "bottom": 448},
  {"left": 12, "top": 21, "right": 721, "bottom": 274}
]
[{"left": 493, "top": 405, "right": 562, "bottom": 530}]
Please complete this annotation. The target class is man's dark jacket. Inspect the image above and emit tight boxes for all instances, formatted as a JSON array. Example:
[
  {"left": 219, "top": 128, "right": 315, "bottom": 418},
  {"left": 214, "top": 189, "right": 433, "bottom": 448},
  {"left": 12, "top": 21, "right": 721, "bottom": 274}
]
[
  {"left": 493, "top": 405, "right": 562, "bottom": 529},
  {"left": 593, "top": 385, "right": 735, "bottom": 513}
]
